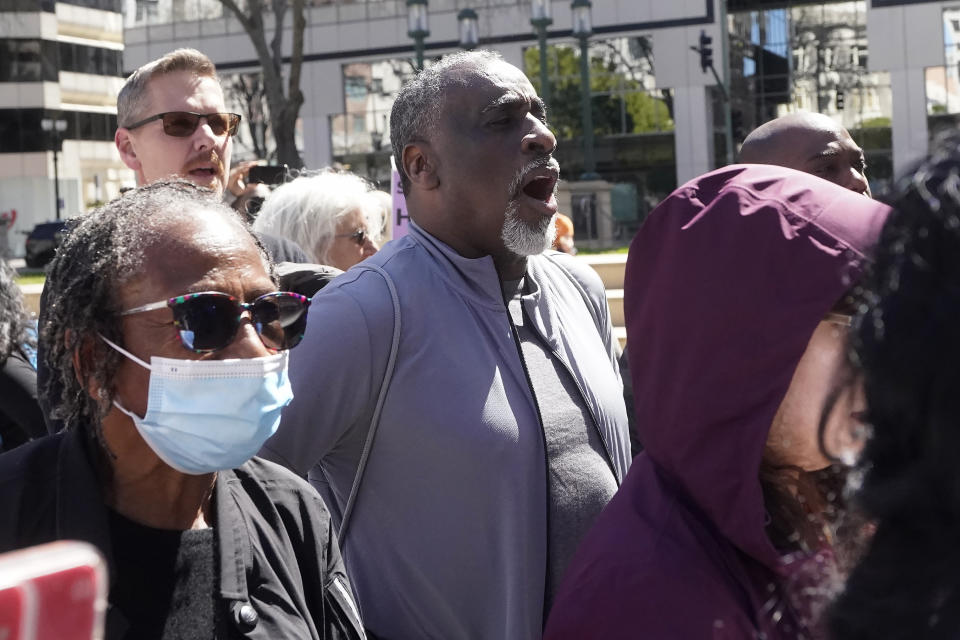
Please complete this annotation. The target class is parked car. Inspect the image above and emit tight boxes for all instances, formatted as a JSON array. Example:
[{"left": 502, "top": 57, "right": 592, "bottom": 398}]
[{"left": 24, "top": 221, "right": 68, "bottom": 269}]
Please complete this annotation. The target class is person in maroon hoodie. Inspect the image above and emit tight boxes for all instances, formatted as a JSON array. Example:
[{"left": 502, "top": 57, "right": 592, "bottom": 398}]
[{"left": 544, "top": 164, "right": 890, "bottom": 639}]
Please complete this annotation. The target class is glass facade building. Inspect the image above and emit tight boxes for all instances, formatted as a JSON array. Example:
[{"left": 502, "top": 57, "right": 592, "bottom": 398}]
[
  {"left": 108, "top": 0, "right": 959, "bottom": 248},
  {"left": 0, "top": 0, "right": 129, "bottom": 257}
]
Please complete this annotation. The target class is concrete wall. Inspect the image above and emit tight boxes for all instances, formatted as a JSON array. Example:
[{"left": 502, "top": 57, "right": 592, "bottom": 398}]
[
  {"left": 652, "top": 6, "right": 722, "bottom": 185},
  {"left": 0, "top": 4, "right": 133, "bottom": 257},
  {"left": 867, "top": 1, "right": 950, "bottom": 176}
]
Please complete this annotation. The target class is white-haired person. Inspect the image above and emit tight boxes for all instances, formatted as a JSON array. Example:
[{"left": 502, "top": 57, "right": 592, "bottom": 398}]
[{"left": 253, "top": 170, "right": 381, "bottom": 271}]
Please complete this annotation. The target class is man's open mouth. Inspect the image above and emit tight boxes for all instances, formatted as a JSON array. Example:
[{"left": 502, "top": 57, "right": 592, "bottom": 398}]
[
  {"left": 521, "top": 171, "right": 558, "bottom": 202},
  {"left": 189, "top": 167, "right": 217, "bottom": 178}
]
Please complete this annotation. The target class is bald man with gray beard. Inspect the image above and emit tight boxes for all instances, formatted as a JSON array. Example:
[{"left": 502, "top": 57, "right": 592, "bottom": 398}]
[{"left": 739, "top": 111, "right": 871, "bottom": 196}]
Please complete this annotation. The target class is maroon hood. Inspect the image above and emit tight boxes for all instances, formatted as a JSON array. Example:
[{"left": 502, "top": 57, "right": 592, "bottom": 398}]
[
  {"left": 625, "top": 164, "right": 889, "bottom": 569},
  {"left": 544, "top": 165, "right": 891, "bottom": 639}
]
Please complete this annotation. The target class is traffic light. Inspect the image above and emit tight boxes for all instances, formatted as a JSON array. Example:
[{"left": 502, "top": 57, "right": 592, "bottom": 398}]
[
  {"left": 836, "top": 90, "right": 845, "bottom": 111},
  {"left": 699, "top": 30, "right": 713, "bottom": 72}
]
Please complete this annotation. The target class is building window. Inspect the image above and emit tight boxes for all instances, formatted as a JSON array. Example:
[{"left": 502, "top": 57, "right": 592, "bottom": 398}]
[
  {"left": 522, "top": 37, "right": 673, "bottom": 140},
  {"left": 57, "top": 0, "right": 122, "bottom": 12},
  {"left": 0, "top": 39, "right": 58, "bottom": 83},
  {"left": 929, "top": 7, "right": 960, "bottom": 118},
  {"left": 344, "top": 75, "right": 368, "bottom": 100},
  {"left": 136, "top": 0, "right": 159, "bottom": 22},
  {"left": 352, "top": 114, "right": 365, "bottom": 133},
  {"left": 0, "top": 0, "right": 55, "bottom": 11},
  {"left": 0, "top": 108, "right": 116, "bottom": 153},
  {"left": 57, "top": 42, "right": 123, "bottom": 76}
]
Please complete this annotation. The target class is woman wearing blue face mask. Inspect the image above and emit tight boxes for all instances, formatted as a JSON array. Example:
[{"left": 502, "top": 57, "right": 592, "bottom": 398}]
[{"left": 0, "top": 180, "right": 366, "bottom": 640}]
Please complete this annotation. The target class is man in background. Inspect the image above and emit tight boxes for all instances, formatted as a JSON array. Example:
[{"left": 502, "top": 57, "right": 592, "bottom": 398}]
[
  {"left": 39, "top": 49, "right": 309, "bottom": 435},
  {"left": 552, "top": 212, "right": 576, "bottom": 254},
  {"left": 113, "top": 48, "right": 306, "bottom": 262},
  {"left": 740, "top": 111, "right": 871, "bottom": 196}
]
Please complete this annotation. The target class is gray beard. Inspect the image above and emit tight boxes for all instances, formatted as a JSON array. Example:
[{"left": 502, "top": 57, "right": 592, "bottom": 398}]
[{"left": 500, "top": 200, "right": 557, "bottom": 257}]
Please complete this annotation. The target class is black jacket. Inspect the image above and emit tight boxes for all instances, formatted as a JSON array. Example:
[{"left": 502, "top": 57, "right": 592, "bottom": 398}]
[
  {"left": 256, "top": 232, "right": 310, "bottom": 264},
  {"left": 0, "top": 348, "right": 45, "bottom": 452},
  {"left": 0, "top": 429, "right": 365, "bottom": 639}
]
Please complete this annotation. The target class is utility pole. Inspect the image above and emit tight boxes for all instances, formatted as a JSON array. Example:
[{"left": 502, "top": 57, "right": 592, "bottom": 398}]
[
  {"left": 41, "top": 117, "right": 68, "bottom": 221},
  {"left": 531, "top": 0, "right": 553, "bottom": 108},
  {"left": 407, "top": 0, "right": 429, "bottom": 71}
]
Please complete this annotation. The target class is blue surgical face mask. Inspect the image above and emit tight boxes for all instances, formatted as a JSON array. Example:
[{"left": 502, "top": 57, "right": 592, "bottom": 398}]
[{"left": 100, "top": 335, "right": 294, "bottom": 475}]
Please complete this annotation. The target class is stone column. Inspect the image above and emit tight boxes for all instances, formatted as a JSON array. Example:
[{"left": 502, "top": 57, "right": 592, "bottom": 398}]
[{"left": 558, "top": 179, "right": 615, "bottom": 250}]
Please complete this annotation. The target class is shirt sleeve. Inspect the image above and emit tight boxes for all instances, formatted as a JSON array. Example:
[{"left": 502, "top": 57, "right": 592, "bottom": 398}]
[{"left": 259, "top": 271, "right": 391, "bottom": 480}]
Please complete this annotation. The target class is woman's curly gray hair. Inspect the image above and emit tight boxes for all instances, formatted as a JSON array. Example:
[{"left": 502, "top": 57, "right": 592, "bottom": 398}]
[
  {"left": 41, "top": 179, "right": 272, "bottom": 432},
  {"left": 0, "top": 260, "right": 34, "bottom": 366}
]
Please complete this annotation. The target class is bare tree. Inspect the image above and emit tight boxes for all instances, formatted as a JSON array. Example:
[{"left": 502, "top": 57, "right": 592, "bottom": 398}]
[
  {"left": 217, "top": 0, "right": 305, "bottom": 168},
  {"left": 225, "top": 73, "right": 272, "bottom": 161}
]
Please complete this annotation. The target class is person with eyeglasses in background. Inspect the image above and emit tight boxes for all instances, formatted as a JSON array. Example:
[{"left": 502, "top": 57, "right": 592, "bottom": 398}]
[
  {"left": 37, "top": 49, "right": 315, "bottom": 437},
  {"left": 253, "top": 169, "right": 381, "bottom": 272},
  {"left": 0, "top": 180, "right": 366, "bottom": 640},
  {"left": 113, "top": 48, "right": 308, "bottom": 265}
]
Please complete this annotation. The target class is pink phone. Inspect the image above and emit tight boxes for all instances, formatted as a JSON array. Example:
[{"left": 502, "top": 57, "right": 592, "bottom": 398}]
[{"left": 0, "top": 541, "right": 107, "bottom": 640}]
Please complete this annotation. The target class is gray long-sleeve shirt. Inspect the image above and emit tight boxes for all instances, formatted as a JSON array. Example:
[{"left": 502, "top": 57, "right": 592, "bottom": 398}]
[{"left": 261, "top": 223, "right": 631, "bottom": 639}]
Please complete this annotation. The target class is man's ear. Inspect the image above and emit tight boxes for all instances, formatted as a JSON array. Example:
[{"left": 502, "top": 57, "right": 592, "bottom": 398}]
[
  {"left": 115, "top": 128, "right": 142, "bottom": 173},
  {"left": 402, "top": 142, "right": 440, "bottom": 191}
]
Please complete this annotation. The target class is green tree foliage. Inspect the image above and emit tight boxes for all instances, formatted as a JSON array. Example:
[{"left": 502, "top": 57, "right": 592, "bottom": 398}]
[{"left": 524, "top": 44, "right": 673, "bottom": 139}]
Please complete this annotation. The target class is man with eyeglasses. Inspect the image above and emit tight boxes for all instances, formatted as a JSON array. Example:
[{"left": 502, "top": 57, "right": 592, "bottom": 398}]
[
  {"left": 113, "top": 48, "right": 307, "bottom": 264},
  {"left": 115, "top": 48, "right": 236, "bottom": 196},
  {"left": 36, "top": 49, "right": 311, "bottom": 437}
]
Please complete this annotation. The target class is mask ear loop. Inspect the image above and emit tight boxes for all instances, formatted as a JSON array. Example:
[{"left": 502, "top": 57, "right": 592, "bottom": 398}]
[
  {"left": 97, "top": 333, "right": 150, "bottom": 421},
  {"left": 98, "top": 333, "right": 152, "bottom": 371}
]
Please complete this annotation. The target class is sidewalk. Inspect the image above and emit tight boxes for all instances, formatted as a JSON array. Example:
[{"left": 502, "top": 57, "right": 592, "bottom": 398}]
[
  {"left": 8, "top": 257, "right": 42, "bottom": 315},
  {"left": 18, "top": 283, "right": 43, "bottom": 315}
]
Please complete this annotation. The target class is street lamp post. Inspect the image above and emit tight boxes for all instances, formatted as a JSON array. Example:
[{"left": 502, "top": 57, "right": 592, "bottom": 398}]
[
  {"left": 530, "top": 0, "right": 552, "bottom": 108},
  {"left": 40, "top": 117, "right": 68, "bottom": 221},
  {"left": 407, "top": 0, "right": 430, "bottom": 72},
  {"left": 458, "top": 8, "right": 479, "bottom": 51},
  {"left": 571, "top": 0, "right": 598, "bottom": 179}
]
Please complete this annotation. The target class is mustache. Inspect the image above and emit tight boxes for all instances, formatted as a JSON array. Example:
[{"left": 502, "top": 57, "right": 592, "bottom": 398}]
[
  {"left": 184, "top": 151, "right": 225, "bottom": 175},
  {"left": 508, "top": 155, "right": 560, "bottom": 199}
]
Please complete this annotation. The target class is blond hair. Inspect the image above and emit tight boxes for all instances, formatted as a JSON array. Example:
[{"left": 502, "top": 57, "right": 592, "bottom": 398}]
[{"left": 118, "top": 48, "right": 218, "bottom": 127}]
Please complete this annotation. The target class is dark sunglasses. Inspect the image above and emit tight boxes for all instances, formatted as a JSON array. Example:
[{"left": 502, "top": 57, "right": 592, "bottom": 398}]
[
  {"left": 121, "top": 291, "right": 310, "bottom": 353},
  {"left": 122, "top": 111, "right": 242, "bottom": 138},
  {"left": 336, "top": 229, "right": 367, "bottom": 246}
]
